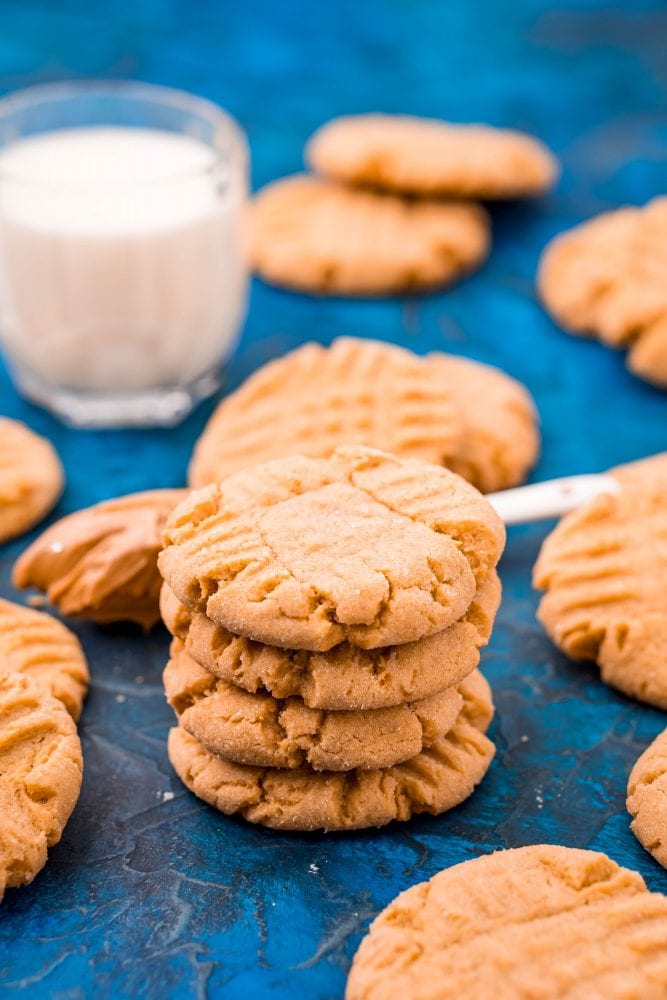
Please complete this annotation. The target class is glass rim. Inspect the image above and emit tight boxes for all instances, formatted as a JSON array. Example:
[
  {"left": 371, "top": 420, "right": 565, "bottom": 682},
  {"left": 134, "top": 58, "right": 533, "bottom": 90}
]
[{"left": 0, "top": 79, "right": 248, "bottom": 191}]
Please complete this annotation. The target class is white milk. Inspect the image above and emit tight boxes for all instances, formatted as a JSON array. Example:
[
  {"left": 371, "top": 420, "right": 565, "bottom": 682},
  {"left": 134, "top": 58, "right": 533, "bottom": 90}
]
[{"left": 0, "top": 127, "right": 247, "bottom": 392}]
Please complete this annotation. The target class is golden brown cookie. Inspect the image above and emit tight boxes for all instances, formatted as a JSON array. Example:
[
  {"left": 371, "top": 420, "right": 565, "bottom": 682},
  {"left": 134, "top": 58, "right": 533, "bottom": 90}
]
[
  {"left": 160, "top": 571, "right": 500, "bottom": 710},
  {"left": 426, "top": 353, "right": 540, "bottom": 492},
  {"left": 14, "top": 489, "right": 186, "bottom": 630},
  {"left": 534, "top": 453, "right": 667, "bottom": 708},
  {"left": 538, "top": 197, "right": 667, "bottom": 387},
  {"left": 0, "top": 599, "right": 89, "bottom": 720},
  {"left": 251, "top": 175, "right": 490, "bottom": 295},
  {"left": 160, "top": 446, "right": 505, "bottom": 652},
  {"left": 346, "top": 844, "right": 667, "bottom": 999},
  {"left": 0, "top": 671, "right": 83, "bottom": 901},
  {"left": 168, "top": 672, "right": 494, "bottom": 831},
  {"left": 164, "top": 638, "right": 487, "bottom": 772},
  {"left": 187, "top": 338, "right": 540, "bottom": 495},
  {"left": 188, "top": 339, "right": 461, "bottom": 489},
  {"left": 0, "top": 418, "right": 63, "bottom": 545},
  {"left": 307, "top": 114, "right": 558, "bottom": 199},
  {"left": 627, "top": 729, "right": 667, "bottom": 869}
]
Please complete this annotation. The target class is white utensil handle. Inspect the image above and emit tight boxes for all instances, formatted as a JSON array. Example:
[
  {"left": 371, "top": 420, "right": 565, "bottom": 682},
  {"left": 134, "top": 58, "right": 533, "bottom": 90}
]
[{"left": 487, "top": 473, "right": 620, "bottom": 526}]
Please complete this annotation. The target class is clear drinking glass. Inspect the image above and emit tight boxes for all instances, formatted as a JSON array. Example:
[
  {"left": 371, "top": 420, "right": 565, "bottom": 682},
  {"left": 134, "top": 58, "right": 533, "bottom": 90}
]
[{"left": 0, "top": 81, "right": 249, "bottom": 427}]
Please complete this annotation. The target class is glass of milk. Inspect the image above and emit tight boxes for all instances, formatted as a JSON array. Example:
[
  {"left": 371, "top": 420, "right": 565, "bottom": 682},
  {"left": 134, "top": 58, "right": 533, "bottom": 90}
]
[{"left": 0, "top": 81, "right": 249, "bottom": 426}]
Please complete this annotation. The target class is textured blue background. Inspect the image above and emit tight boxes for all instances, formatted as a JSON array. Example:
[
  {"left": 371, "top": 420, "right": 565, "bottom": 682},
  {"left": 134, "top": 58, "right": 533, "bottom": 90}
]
[{"left": 1, "top": 0, "right": 667, "bottom": 996}]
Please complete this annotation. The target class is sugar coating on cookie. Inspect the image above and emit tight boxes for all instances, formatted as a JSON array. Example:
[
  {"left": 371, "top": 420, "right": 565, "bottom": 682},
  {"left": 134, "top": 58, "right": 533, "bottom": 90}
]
[
  {"left": 538, "top": 197, "right": 667, "bottom": 387},
  {"left": 346, "top": 844, "right": 667, "bottom": 999},
  {"left": 251, "top": 175, "right": 490, "bottom": 295},
  {"left": 188, "top": 338, "right": 461, "bottom": 489},
  {"left": 167, "top": 673, "right": 494, "bottom": 831},
  {"left": 13, "top": 489, "right": 186, "bottom": 630},
  {"left": 164, "top": 638, "right": 487, "bottom": 771},
  {"left": 0, "top": 599, "right": 89, "bottom": 720},
  {"left": 160, "top": 446, "right": 505, "bottom": 652},
  {"left": 0, "top": 418, "right": 63, "bottom": 545},
  {"left": 534, "top": 452, "right": 667, "bottom": 708},
  {"left": 0, "top": 671, "right": 83, "bottom": 900},
  {"left": 160, "top": 572, "right": 499, "bottom": 710},
  {"left": 627, "top": 728, "right": 667, "bottom": 869},
  {"left": 307, "top": 114, "right": 558, "bottom": 199},
  {"left": 426, "top": 353, "right": 540, "bottom": 492}
]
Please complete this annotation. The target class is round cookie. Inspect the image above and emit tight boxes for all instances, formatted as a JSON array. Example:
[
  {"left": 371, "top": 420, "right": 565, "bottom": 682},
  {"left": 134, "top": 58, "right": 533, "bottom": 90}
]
[
  {"left": 627, "top": 728, "right": 667, "bottom": 869},
  {"left": 306, "top": 114, "right": 558, "bottom": 199},
  {"left": 0, "top": 671, "right": 83, "bottom": 900},
  {"left": 160, "top": 571, "right": 500, "bottom": 710},
  {"left": 538, "top": 197, "right": 667, "bottom": 388},
  {"left": 188, "top": 338, "right": 461, "bottom": 490},
  {"left": 251, "top": 175, "right": 490, "bottom": 296},
  {"left": 187, "top": 337, "right": 540, "bottom": 495},
  {"left": 426, "top": 353, "right": 540, "bottom": 492},
  {"left": 0, "top": 418, "right": 63, "bottom": 545},
  {"left": 345, "top": 844, "right": 667, "bottom": 999},
  {"left": 160, "top": 446, "right": 506, "bottom": 652},
  {"left": 168, "top": 672, "right": 494, "bottom": 831},
  {"left": 0, "top": 599, "right": 89, "bottom": 720},
  {"left": 164, "top": 639, "right": 486, "bottom": 771},
  {"left": 14, "top": 489, "right": 186, "bottom": 630},
  {"left": 534, "top": 452, "right": 667, "bottom": 708}
]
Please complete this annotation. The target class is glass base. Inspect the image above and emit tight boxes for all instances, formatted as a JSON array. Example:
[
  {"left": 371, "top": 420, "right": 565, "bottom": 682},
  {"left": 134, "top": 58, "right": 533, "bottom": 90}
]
[{"left": 10, "top": 365, "right": 222, "bottom": 428}]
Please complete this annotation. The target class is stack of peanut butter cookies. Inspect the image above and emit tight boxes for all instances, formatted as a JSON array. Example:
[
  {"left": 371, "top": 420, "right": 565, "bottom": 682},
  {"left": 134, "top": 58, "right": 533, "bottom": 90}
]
[{"left": 158, "top": 444, "right": 505, "bottom": 832}]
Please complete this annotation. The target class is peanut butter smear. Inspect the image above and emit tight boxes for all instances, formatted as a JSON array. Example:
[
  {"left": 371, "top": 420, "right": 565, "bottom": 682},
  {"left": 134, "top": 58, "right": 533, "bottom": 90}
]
[{"left": 13, "top": 489, "right": 186, "bottom": 630}]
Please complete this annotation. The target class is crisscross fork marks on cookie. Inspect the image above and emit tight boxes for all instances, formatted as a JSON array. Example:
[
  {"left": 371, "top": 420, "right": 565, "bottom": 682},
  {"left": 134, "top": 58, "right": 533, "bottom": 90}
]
[
  {"left": 161, "top": 447, "right": 504, "bottom": 651},
  {"left": 346, "top": 845, "right": 667, "bottom": 1000},
  {"left": 534, "top": 454, "right": 667, "bottom": 707}
]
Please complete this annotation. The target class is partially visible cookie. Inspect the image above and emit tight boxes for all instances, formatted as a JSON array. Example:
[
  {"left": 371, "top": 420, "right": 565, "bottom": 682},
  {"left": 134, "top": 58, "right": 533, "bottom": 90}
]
[
  {"left": 165, "top": 639, "right": 487, "bottom": 772},
  {"left": 534, "top": 452, "right": 667, "bottom": 708},
  {"left": 0, "top": 671, "right": 83, "bottom": 900},
  {"left": 168, "top": 673, "right": 494, "bottom": 831},
  {"left": 307, "top": 114, "right": 558, "bottom": 199},
  {"left": 188, "top": 338, "right": 461, "bottom": 489},
  {"left": 538, "top": 197, "right": 667, "bottom": 387},
  {"left": 251, "top": 175, "right": 490, "bottom": 295},
  {"left": 187, "top": 338, "right": 540, "bottom": 494},
  {"left": 427, "top": 353, "right": 540, "bottom": 492},
  {"left": 160, "top": 446, "right": 505, "bottom": 651},
  {"left": 160, "top": 571, "right": 499, "bottom": 710},
  {"left": 0, "top": 599, "right": 89, "bottom": 720},
  {"left": 0, "top": 418, "right": 63, "bottom": 545},
  {"left": 627, "top": 728, "right": 667, "bottom": 869},
  {"left": 345, "top": 844, "right": 667, "bottom": 1000},
  {"left": 14, "top": 489, "right": 186, "bottom": 630}
]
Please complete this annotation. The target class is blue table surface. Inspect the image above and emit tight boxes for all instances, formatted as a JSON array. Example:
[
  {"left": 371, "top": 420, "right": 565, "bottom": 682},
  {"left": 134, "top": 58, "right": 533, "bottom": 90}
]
[{"left": 1, "top": 0, "right": 667, "bottom": 996}]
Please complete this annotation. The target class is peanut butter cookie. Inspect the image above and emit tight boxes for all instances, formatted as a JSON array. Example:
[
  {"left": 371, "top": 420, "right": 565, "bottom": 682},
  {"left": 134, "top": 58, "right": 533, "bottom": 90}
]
[
  {"left": 534, "top": 453, "right": 667, "bottom": 708},
  {"left": 167, "top": 672, "right": 494, "bottom": 831},
  {"left": 627, "top": 728, "right": 667, "bottom": 869},
  {"left": 0, "top": 418, "right": 63, "bottom": 545},
  {"left": 160, "top": 446, "right": 505, "bottom": 651},
  {"left": 538, "top": 197, "right": 667, "bottom": 387},
  {"left": 0, "top": 671, "right": 83, "bottom": 901},
  {"left": 188, "top": 338, "right": 461, "bottom": 489},
  {"left": 160, "top": 571, "right": 500, "bottom": 710},
  {"left": 346, "top": 844, "right": 667, "bottom": 999},
  {"left": 14, "top": 489, "right": 186, "bottom": 630},
  {"left": 251, "top": 175, "right": 490, "bottom": 295},
  {"left": 188, "top": 338, "right": 539, "bottom": 494},
  {"left": 307, "top": 114, "right": 558, "bottom": 199},
  {"left": 0, "top": 599, "right": 89, "bottom": 720},
  {"left": 426, "top": 353, "right": 540, "bottom": 492},
  {"left": 164, "top": 639, "right": 486, "bottom": 771}
]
